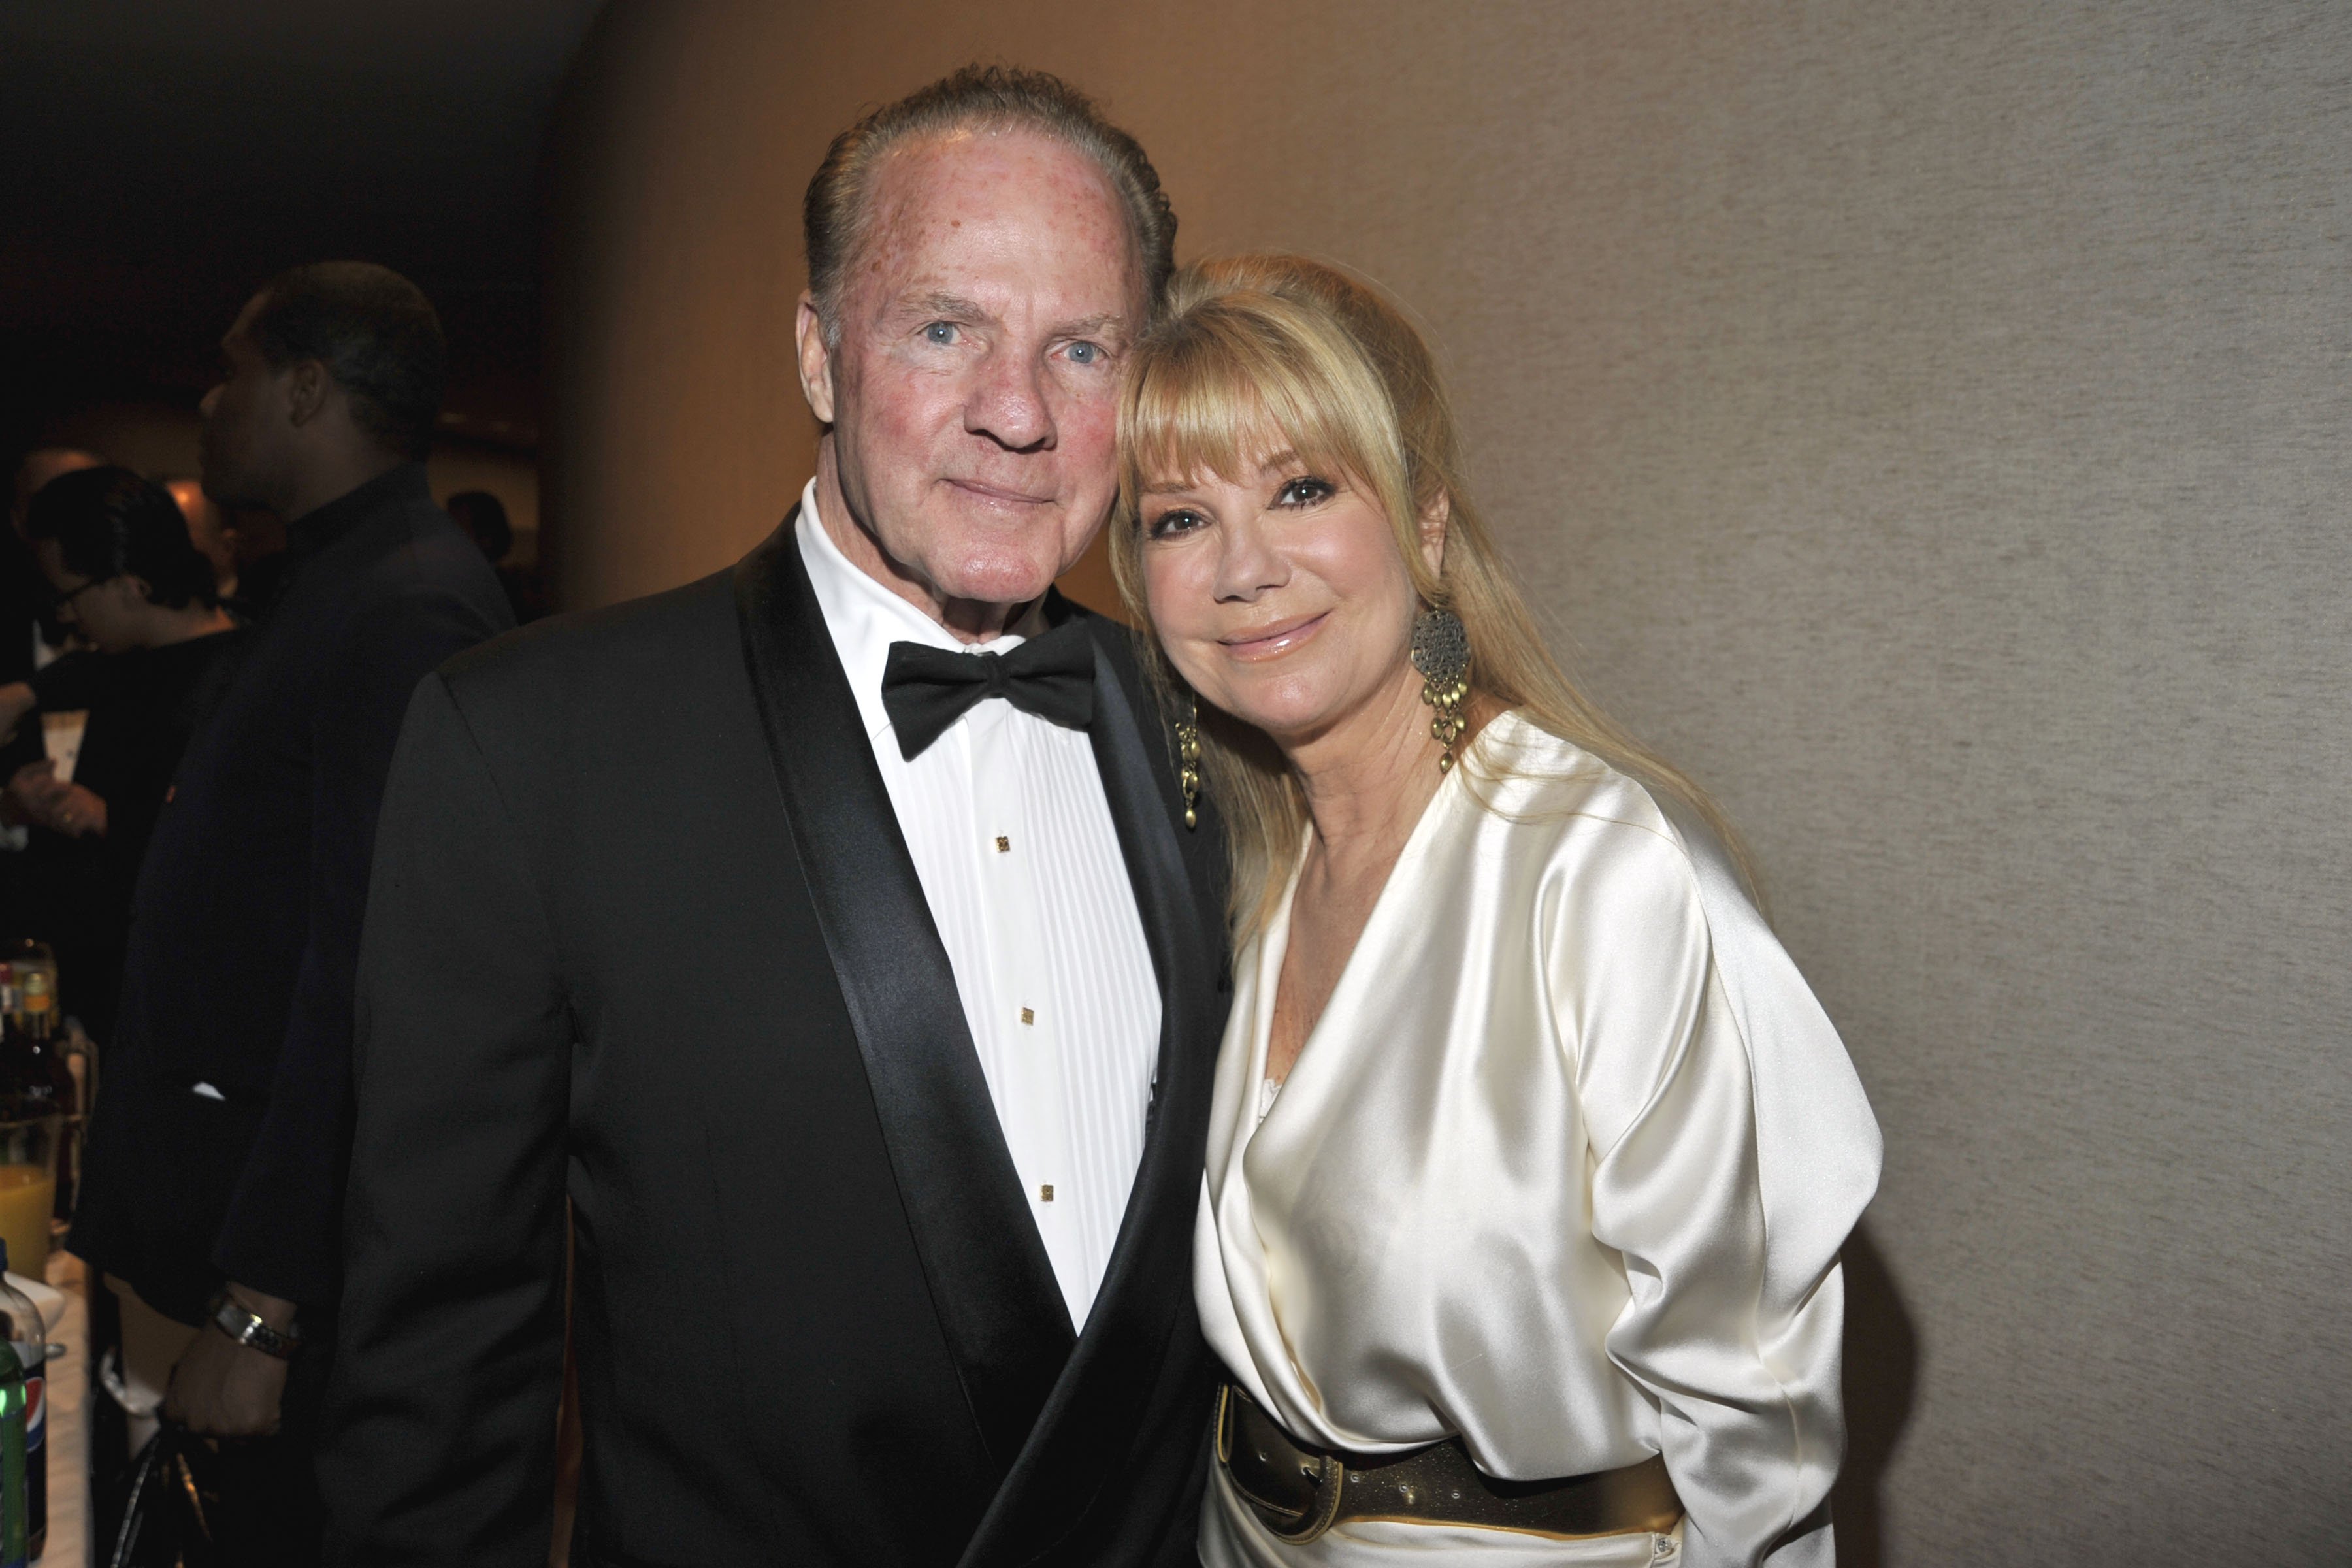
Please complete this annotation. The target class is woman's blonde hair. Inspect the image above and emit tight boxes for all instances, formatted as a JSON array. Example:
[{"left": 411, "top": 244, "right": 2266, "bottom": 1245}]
[{"left": 1109, "top": 254, "right": 1754, "bottom": 938}]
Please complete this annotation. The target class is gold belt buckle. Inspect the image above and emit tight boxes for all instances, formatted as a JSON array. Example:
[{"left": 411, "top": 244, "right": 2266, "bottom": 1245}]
[{"left": 1215, "top": 1384, "right": 1347, "bottom": 1543}]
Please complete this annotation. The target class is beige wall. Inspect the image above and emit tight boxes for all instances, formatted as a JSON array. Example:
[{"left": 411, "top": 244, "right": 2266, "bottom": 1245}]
[{"left": 544, "top": 5, "right": 2352, "bottom": 1562}]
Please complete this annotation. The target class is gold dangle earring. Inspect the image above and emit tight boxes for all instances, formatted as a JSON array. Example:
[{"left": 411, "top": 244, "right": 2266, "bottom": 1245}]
[
  {"left": 1411, "top": 604, "right": 1471, "bottom": 772},
  {"left": 1175, "top": 688, "right": 1205, "bottom": 829}
]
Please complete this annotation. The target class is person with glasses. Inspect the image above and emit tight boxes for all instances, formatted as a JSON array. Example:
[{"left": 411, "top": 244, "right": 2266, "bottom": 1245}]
[{"left": 0, "top": 465, "right": 242, "bottom": 1040}]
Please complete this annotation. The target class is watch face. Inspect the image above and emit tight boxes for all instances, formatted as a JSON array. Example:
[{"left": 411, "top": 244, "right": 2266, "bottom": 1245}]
[{"left": 216, "top": 1297, "right": 296, "bottom": 1357}]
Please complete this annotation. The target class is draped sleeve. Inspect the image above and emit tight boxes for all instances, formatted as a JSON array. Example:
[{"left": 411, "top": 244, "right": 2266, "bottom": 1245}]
[{"left": 1543, "top": 808, "right": 1880, "bottom": 1568}]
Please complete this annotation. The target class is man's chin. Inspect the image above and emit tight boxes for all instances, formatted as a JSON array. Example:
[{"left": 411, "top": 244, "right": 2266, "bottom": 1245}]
[
  {"left": 926, "top": 533, "right": 1095, "bottom": 611},
  {"left": 933, "top": 559, "right": 1064, "bottom": 612}
]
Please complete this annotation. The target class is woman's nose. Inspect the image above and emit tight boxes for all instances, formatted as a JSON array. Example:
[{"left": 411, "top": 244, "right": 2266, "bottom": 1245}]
[{"left": 1213, "top": 515, "right": 1287, "bottom": 602}]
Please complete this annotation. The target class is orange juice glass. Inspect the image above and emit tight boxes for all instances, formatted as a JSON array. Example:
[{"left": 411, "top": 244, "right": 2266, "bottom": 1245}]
[{"left": 0, "top": 1119, "right": 59, "bottom": 1279}]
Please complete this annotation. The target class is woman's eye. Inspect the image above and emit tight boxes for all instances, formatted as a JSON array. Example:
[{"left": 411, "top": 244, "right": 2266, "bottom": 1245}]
[
  {"left": 1275, "top": 475, "right": 1335, "bottom": 508},
  {"left": 923, "top": 322, "right": 958, "bottom": 346},
  {"left": 1146, "top": 508, "right": 1207, "bottom": 539},
  {"left": 1064, "top": 341, "right": 1103, "bottom": 366}
]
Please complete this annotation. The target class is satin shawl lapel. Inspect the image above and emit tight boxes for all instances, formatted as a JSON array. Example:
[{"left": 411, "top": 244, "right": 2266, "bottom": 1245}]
[
  {"left": 962, "top": 607, "right": 1226, "bottom": 1565},
  {"left": 732, "top": 516, "right": 1072, "bottom": 1471}
]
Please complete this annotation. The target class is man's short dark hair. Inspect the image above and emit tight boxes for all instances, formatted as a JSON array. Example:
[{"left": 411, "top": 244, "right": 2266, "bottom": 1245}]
[
  {"left": 245, "top": 261, "right": 446, "bottom": 460},
  {"left": 804, "top": 65, "right": 1177, "bottom": 344},
  {"left": 25, "top": 466, "right": 220, "bottom": 609}
]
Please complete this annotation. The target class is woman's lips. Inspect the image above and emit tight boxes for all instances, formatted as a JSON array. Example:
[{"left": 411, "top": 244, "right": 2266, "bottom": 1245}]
[{"left": 1219, "top": 612, "right": 1328, "bottom": 661}]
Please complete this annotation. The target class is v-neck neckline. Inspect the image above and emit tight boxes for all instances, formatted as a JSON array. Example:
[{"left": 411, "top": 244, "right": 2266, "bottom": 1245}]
[{"left": 1249, "top": 725, "right": 1500, "bottom": 1118}]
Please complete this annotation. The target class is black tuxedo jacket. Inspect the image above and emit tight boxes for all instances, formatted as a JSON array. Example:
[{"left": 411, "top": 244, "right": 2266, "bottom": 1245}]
[{"left": 323, "top": 515, "right": 1228, "bottom": 1567}]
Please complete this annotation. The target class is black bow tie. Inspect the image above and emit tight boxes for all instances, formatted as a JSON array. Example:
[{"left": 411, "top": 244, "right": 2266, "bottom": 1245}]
[{"left": 880, "top": 619, "right": 1098, "bottom": 760}]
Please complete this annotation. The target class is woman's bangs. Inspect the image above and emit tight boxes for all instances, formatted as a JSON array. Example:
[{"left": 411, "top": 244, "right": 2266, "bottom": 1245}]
[{"left": 1125, "top": 316, "right": 1364, "bottom": 497}]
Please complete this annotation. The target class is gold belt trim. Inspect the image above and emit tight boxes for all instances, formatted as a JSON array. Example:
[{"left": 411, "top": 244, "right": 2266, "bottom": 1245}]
[{"left": 1215, "top": 1383, "right": 1684, "bottom": 1544}]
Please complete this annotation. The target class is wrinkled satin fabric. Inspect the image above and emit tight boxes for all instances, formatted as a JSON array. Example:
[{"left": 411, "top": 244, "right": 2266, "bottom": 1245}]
[{"left": 1195, "top": 713, "right": 1882, "bottom": 1568}]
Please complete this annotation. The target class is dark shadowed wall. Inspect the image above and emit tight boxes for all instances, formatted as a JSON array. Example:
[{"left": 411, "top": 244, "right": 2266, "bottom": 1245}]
[{"left": 542, "top": 4, "right": 2352, "bottom": 1561}]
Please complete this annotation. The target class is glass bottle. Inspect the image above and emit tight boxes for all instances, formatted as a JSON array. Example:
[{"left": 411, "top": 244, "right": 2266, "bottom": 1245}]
[
  {"left": 0, "top": 1251, "right": 42, "bottom": 1561},
  {"left": 0, "top": 1333, "right": 24, "bottom": 1568},
  {"left": 0, "top": 982, "right": 61, "bottom": 1282}
]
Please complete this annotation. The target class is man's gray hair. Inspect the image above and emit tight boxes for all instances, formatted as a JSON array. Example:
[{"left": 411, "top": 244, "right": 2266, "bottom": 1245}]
[{"left": 802, "top": 65, "right": 1177, "bottom": 344}]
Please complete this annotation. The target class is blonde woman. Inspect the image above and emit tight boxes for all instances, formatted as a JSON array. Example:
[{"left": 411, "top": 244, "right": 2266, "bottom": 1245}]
[{"left": 1109, "top": 257, "right": 1882, "bottom": 1568}]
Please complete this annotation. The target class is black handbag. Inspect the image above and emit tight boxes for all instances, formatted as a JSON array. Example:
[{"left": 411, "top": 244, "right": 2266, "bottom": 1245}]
[{"left": 103, "top": 1421, "right": 221, "bottom": 1568}]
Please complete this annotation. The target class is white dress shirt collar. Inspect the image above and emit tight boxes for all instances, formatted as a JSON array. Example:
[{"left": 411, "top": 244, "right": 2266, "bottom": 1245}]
[{"left": 794, "top": 478, "right": 1030, "bottom": 748}]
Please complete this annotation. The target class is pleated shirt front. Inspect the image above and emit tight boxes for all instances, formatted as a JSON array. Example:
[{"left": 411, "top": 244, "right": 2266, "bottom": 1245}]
[{"left": 796, "top": 484, "right": 1160, "bottom": 1331}]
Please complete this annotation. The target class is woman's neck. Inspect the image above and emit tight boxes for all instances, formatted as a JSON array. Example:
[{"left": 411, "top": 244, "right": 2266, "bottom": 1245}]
[{"left": 1284, "top": 665, "right": 1448, "bottom": 880}]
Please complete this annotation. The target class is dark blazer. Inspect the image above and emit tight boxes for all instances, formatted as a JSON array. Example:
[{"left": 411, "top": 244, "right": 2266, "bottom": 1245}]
[
  {"left": 69, "top": 464, "right": 514, "bottom": 1320},
  {"left": 323, "top": 514, "right": 1228, "bottom": 1568}
]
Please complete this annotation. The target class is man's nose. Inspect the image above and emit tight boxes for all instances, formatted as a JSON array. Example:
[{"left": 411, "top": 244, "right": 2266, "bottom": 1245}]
[{"left": 964, "top": 348, "right": 1053, "bottom": 453}]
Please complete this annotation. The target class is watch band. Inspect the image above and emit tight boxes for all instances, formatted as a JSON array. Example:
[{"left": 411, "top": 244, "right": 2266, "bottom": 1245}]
[{"left": 208, "top": 1290, "right": 300, "bottom": 1361}]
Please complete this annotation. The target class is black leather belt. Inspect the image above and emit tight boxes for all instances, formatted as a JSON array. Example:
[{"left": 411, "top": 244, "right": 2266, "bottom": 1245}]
[{"left": 1216, "top": 1382, "right": 1684, "bottom": 1544}]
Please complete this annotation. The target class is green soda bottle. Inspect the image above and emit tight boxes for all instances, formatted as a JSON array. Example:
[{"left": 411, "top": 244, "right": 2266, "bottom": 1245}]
[{"left": 0, "top": 1252, "right": 40, "bottom": 1561}]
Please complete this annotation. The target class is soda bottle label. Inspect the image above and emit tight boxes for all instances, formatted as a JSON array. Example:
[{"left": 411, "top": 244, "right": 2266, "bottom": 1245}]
[{"left": 7, "top": 1350, "right": 36, "bottom": 1456}]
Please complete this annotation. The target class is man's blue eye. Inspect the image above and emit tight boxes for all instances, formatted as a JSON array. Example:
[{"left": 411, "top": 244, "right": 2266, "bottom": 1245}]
[
  {"left": 1068, "top": 342, "right": 1100, "bottom": 365},
  {"left": 924, "top": 323, "right": 955, "bottom": 345}
]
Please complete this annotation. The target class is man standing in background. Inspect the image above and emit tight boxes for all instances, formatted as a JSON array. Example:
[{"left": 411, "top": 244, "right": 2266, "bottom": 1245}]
[{"left": 67, "top": 261, "right": 512, "bottom": 1565}]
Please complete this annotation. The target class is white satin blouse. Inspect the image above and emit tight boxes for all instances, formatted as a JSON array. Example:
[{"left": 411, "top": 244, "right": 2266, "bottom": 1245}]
[{"left": 1194, "top": 713, "right": 1882, "bottom": 1568}]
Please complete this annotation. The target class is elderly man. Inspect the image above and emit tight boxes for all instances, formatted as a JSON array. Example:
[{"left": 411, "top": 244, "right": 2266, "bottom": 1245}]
[{"left": 326, "top": 67, "right": 1223, "bottom": 1567}]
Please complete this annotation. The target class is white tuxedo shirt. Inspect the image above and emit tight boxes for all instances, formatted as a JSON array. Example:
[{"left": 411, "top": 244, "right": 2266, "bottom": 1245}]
[{"left": 796, "top": 481, "right": 1160, "bottom": 1329}]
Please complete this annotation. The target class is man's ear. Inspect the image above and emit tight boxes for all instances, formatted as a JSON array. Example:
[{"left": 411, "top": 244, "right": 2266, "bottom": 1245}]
[
  {"left": 1417, "top": 489, "right": 1451, "bottom": 576},
  {"left": 284, "top": 359, "right": 331, "bottom": 429},
  {"left": 795, "top": 292, "right": 836, "bottom": 425}
]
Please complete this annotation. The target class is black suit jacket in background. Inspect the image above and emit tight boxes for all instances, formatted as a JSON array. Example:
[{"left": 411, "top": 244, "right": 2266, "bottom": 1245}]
[
  {"left": 68, "top": 464, "right": 514, "bottom": 1320},
  {"left": 323, "top": 514, "right": 1229, "bottom": 1568}
]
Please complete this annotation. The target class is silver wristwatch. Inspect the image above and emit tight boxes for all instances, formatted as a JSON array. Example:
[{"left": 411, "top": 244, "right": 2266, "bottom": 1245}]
[{"left": 208, "top": 1290, "right": 301, "bottom": 1361}]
